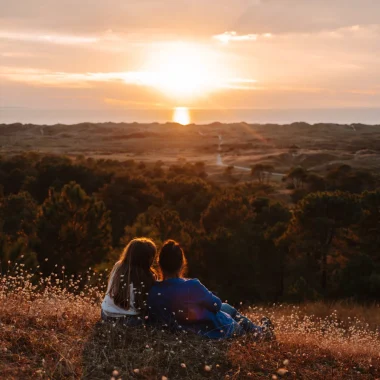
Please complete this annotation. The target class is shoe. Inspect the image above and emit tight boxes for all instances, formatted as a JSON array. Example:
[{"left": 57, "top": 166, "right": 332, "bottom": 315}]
[{"left": 260, "top": 316, "right": 276, "bottom": 341}]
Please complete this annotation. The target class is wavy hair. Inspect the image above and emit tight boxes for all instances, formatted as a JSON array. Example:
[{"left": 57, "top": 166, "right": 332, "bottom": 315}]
[{"left": 109, "top": 238, "right": 157, "bottom": 311}]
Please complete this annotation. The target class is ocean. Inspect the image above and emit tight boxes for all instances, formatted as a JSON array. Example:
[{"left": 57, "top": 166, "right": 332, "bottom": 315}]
[{"left": 1, "top": 107, "right": 380, "bottom": 125}]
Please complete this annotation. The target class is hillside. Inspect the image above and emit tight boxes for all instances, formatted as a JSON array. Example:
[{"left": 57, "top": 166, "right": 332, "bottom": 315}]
[
  {"left": 1, "top": 122, "right": 380, "bottom": 178},
  {"left": 1, "top": 267, "right": 379, "bottom": 379}
]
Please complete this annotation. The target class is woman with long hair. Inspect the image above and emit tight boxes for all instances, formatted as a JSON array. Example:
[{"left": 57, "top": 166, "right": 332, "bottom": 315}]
[
  {"left": 101, "top": 237, "right": 157, "bottom": 326},
  {"left": 148, "top": 240, "right": 274, "bottom": 339}
]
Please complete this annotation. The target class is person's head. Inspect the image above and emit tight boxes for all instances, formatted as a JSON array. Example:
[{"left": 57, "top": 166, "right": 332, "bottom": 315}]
[
  {"left": 109, "top": 237, "right": 157, "bottom": 310},
  {"left": 159, "top": 240, "right": 187, "bottom": 279}
]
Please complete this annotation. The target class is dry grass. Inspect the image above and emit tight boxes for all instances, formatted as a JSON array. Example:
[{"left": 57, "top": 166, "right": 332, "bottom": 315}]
[{"left": 1, "top": 264, "right": 379, "bottom": 379}]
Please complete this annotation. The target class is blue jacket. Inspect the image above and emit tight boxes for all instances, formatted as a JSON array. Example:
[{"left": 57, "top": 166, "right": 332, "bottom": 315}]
[{"left": 147, "top": 278, "right": 240, "bottom": 339}]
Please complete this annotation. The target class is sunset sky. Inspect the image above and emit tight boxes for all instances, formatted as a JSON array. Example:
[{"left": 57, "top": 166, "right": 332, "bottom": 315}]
[{"left": 1, "top": 0, "right": 380, "bottom": 116}]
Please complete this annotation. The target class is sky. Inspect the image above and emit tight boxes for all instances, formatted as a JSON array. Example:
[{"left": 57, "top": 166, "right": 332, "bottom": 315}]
[{"left": 1, "top": 0, "right": 380, "bottom": 120}]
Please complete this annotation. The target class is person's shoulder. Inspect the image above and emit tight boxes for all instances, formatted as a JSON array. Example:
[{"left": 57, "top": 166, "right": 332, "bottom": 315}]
[{"left": 184, "top": 278, "right": 203, "bottom": 287}]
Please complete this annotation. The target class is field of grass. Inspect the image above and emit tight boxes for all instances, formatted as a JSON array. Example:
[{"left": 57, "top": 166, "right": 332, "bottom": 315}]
[
  {"left": 1, "top": 264, "right": 379, "bottom": 379},
  {"left": 2, "top": 122, "right": 380, "bottom": 179}
]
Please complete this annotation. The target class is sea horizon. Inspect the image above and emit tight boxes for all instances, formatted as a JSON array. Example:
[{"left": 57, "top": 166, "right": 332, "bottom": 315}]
[{"left": 1, "top": 107, "right": 380, "bottom": 126}]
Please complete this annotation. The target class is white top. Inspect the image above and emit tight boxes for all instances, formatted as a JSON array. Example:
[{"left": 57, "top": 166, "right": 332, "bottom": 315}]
[{"left": 101, "top": 265, "right": 139, "bottom": 317}]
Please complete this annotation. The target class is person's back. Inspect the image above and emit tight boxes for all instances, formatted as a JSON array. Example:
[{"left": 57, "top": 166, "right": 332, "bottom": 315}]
[
  {"left": 148, "top": 277, "right": 225, "bottom": 336},
  {"left": 147, "top": 240, "right": 271, "bottom": 339},
  {"left": 101, "top": 238, "right": 157, "bottom": 326}
]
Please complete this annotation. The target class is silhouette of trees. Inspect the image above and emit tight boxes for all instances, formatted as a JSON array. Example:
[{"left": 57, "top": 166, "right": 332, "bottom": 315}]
[
  {"left": 157, "top": 176, "right": 212, "bottom": 222},
  {"left": 36, "top": 182, "right": 112, "bottom": 274},
  {"left": 251, "top": 164, "right": 274, "bottom": 183},
  {"left": 285, "top": 191, "right": 362, "bottom": 295},
  {"left": 201, "top": 193, "right": 251, "bottom": 233},
  {"left": 0, "top": 191, "right": 38, "bottom": 267},
  {"left": 0, "top": 152, "right": 379, "bottom": 302},
  {"left": 359, "top": 191, "right": 380, "bottom": 262},
  {"left": 326, "top": 165, "right": 376, "bottom": 193},
  {"left": 284, "top": 167, "right": 308, "bottom": 189},
  {"left": 99, "top": 176, "right": 162, "bottom": 245},
  {"left": 224, "top": 165, "right": 236, "bottom": 183}
]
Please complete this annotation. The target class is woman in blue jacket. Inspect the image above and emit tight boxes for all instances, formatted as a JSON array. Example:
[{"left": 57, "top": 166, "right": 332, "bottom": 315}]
[{"left": 147, "top": 240, "right": 274, "bottom": 340}]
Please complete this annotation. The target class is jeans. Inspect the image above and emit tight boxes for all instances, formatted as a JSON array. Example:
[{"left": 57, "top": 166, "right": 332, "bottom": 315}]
[
  {"left": 221, "top": 303, "right": 263, "bottom": 337},
  {"left": 101, "top": 309, "right": 143, "bottom": 327}
]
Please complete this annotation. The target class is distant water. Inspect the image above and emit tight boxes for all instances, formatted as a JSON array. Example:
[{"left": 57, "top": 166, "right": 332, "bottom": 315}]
[{"left": 1, "top": 107, "right": 380, "bottom": 125}]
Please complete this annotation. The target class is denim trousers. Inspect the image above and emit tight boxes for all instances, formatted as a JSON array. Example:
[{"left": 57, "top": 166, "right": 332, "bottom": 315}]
[{"left": 220, "top": 303, "right": 263, "bottom": 337}]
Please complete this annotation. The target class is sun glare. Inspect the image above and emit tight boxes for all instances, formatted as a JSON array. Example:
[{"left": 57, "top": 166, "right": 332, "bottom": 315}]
[
  {"left": 173, "top": 107, "right": 191, "bottom": 125},
  {"left": 144, "top": 43, "right": 224, "bottom": 100}
]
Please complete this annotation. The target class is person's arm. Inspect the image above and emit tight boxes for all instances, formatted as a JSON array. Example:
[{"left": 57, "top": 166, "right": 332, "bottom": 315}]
[{"left": 191, "top": 279, "right": 222, "bottom": 312}]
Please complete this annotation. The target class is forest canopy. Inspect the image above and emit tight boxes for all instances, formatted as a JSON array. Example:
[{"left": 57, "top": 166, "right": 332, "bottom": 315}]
[{"left": 0, "top": 152, "right": 379, "bottom": 303}]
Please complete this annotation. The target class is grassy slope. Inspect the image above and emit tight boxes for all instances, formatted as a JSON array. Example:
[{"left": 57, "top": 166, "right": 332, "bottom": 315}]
[{"left": 1, "top": 270, "right": 379, "bottom": 380}]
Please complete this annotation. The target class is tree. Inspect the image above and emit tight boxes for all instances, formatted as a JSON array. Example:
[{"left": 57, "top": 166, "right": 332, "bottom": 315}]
[
  {"left": 224, "top": 165, "right": 236, "bottom": 183},
  {"left": 285, "top": 191, "right": 362, "bottom": 295},
  {"left": 99, "top": 175, "right": 163, "bottom": 245},
  {"left": 285, "top": 167, "right": 308, "bottom": 189},
  {"left": 326, "top": 165, "right": 376, "bottom": 193},
  {"left": 36, "top": 182, "right": 112, "bottom": 274},
  {"left": 0, "top": 191, "right": 38, "bottom": 237},
  {"left": 201, "top": 193, "right": 251, "bottom": 233},
  {"left": 305, "top": 173, "right": 326, "bottom": 192},
  {"left": 0, "top": 191, "right": 38, "bottom": 268},
  {"left": 123, "top": 207, "right": 193, "bottom": 252},
  {"left": 197, "top": 191, "right": 291, "bottom": 302},
  {"left": 157, "top": 176, "right": 213, "bottom": 222},
  {"left": 33, "top": 156, "right": 111, "bottom": 203},
  {"left": 359, "top": 190, "right": 380, "bottom": 263},
  {"left": 251, "top": 164, "right": 274, "bottom": 184}
]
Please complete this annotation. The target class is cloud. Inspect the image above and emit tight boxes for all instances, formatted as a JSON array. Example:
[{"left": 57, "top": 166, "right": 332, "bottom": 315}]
[
  {"left": 104, "top": 97, "right": 168, "bottom": 108},
  {"left": 0, "top": 30, "right": 98, "bottom": 45},
  {"left": 234, "top": 0, "right": 380, "bottom": 35},
  {"left": 213, "top": 31, "right": 272, "bottom": 43},
  {"left": 0, "top": 0, "right": 259, "bottom": 37},
  {"left": 2, "top": 0, "right": 380, "bottom": 39},
  {"left": 0, "top": 67, "right": 257, "bottom": 92}
]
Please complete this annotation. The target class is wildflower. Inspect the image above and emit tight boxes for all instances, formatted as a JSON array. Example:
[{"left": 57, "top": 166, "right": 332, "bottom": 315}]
[
  {"left": 133, "top": 369, "right": 140, "bottom": 374},
  {"left": 162, "top": 377, "right": 168, "bottom": 380},
  {"left": 112, "top": 370, "right": 119, "bottom": 377},
  {"left": 283, "top": 359, "right": 289, "bottom": 366},
  {"left": 204, "top": 365, "right": 212, "bottom": 372},
  {"left": 180, "top": 363, "right": 186, "bottom": 368},
  {"left": 277, "top": 368, "right": 289, "bottom": 376}
]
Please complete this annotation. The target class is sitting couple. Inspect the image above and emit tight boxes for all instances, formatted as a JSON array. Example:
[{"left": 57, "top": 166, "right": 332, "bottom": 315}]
[{"left": 101, "top": 238, "right": 274, "bottom": 340}]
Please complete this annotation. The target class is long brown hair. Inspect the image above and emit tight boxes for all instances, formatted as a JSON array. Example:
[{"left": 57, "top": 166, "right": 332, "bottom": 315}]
[
  {"left": 109, "top": 238, "right": 157, "bottom": 311},
  {"left": 158, "top": 239, "right": 188, "bottom": 279}
]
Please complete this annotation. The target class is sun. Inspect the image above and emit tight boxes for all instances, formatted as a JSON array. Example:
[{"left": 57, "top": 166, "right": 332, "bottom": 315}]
[
  {"left": 173, "top": 107, "right": 191, "bottom": 125},
  {"left": 144, "top": 42, "right": 224, "bottom": 100}
]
